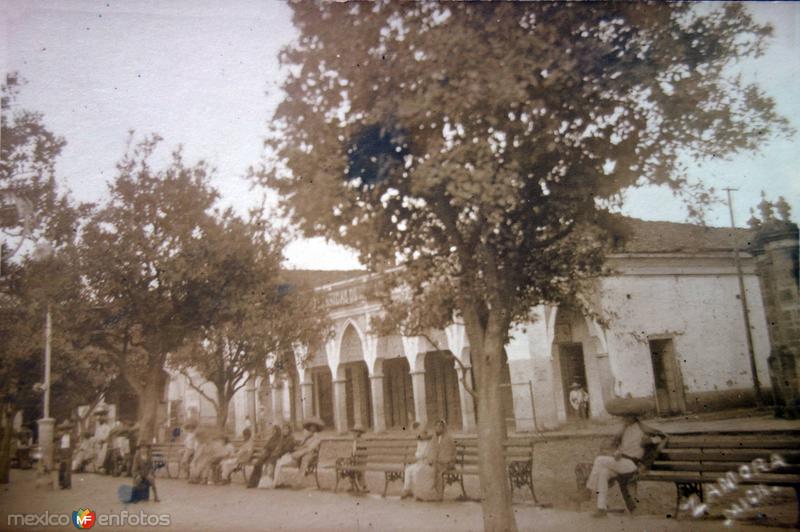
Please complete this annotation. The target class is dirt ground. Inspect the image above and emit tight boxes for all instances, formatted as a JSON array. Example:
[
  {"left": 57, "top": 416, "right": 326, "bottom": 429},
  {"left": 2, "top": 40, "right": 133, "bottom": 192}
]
[
  {"left": 0, "top": 460, "right": 796, "bottom": 532},
  {"left": 3, "top": 413, "right": 797, "bottom": 531}
]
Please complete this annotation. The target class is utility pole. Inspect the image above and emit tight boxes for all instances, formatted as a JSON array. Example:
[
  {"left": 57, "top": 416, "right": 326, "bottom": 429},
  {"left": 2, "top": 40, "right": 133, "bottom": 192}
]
[{"left": 724, "top": 188, "right": 763, "bottom": 406}]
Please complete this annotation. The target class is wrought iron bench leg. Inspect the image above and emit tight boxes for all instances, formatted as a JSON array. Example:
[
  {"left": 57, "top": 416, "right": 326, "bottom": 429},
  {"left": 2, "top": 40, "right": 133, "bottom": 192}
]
[
  {"left": 675, "top": 482, "right": 703, "bottom": 518},
  {"left": 383, "top": 472, "right": 390, "bottom": 497},
  {"left": 334, "top": 468, "right": 341, "bottom": 493}
]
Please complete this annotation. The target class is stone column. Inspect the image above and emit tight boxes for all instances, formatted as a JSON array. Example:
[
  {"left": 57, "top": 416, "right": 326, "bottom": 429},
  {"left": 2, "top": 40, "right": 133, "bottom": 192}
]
[
  {"left": 300, "top": 381, "right": 314, "bottom": 420},
  {"left": 246, "top": 376, "right": 257, "bottom": 427},
  {"left": 370, "top": 374, "right": 386, "bottom": 432},
  {"left": 270, "top": 379, "right": 284, "bottom": 423},
  {"left": 352, "top": 369, "right": 364, "bottom": 428},
  {"left": 410, "top": 371, "right": 428, "bottom": 426},
  {"left": 332, "top": 379, "right": 348, "bottom": 434},
  {"left": 456, "top": 367, "right": 476, "bottom": 432}
]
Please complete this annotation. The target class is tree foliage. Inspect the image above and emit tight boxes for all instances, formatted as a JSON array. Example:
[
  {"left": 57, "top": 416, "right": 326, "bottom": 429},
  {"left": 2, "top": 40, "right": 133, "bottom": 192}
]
[
  {"left": 259, "top": 4, "right": 790, "bottom": 530},
  {"left": 0, "top": 76, "right": 99, "bottom": 482},
  {"left": 80, "top": 135, "right": 221, "bottom": 442},
  {"left": 1, "top": 73, "right": 79, "bottom": 252},
  {"left": 168, "top": 211, "right": 331, "bottom": 429},
  {"left": 264, "top": 2, "right": 790, "bottom": 331}
]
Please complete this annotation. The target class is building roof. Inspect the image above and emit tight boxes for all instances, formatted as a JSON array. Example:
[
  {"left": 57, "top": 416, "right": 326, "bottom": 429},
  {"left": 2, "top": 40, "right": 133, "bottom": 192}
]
[
  {"left": 281, "top": 219, "right": 754, "bottom": 291},
  {"left": 613, "top": 217, "right": 754, "bottom": 254},
  {"left": 280, "top": 269, "right": 366, "bottom": 289}
]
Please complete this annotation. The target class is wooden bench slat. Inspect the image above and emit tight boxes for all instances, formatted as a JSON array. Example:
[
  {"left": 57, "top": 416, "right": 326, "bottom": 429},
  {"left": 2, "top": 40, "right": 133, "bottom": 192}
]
[
  {"left": 666, "top": 439, "right": 797, "bottom": 449},
  {"left": 651, "top": 461, "right": 800, "bottom": 474},
  {"left": 661, "top": 449, "right": 800, "bottom": 462}
]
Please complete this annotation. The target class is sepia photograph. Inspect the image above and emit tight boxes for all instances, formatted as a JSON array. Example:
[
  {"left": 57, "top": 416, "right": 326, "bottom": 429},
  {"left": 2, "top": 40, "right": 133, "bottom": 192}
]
[{"left": 1, "top": 1, "right": 799, "bottom": 531}]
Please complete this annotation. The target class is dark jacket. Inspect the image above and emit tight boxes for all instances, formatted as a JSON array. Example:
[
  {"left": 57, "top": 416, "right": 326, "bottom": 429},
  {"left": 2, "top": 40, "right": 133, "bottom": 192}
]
[{"left": 260, "top": 431, "right": 296, "bottom": 466}]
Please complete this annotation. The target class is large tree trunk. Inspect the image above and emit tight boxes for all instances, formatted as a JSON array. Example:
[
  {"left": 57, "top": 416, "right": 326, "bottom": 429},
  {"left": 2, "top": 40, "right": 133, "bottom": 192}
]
[
  {"left": 137, "top": 362, "right": 167, "bottom": 445},
  {"left": 466, "top": 312, "right": 518, "bottom": 532},
  {"left": 215, "top": 388, "right": 229, "bottom": 432},
  {"left": 0, "top": 403, "right": 13, "bottom": 484}
]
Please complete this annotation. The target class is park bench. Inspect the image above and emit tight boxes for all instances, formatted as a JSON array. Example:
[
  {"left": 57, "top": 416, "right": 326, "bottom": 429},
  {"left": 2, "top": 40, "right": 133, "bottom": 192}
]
[
  {"left": 150, "top": 443, "right": 183, "bottom": 478},
  {"left": 449, "top": 438, "right": 538, "bottom": 502},
  {"left": 225, "top": 438, "right": 322, "bottom": 488},
  {"left": 334, "top": 437, "right": 537, "bottom": 501},
  {"left": 334, "top": 439, "right": 415, "bottom": 496},
  {"left": 576, "top": 430, "right": 800, "bottom": 524}
]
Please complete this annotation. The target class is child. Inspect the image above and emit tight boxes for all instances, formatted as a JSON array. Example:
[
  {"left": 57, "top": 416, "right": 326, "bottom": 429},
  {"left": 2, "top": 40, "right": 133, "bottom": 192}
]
[{"left": 129, "top": 444, "right": 160, "bottom": 502}]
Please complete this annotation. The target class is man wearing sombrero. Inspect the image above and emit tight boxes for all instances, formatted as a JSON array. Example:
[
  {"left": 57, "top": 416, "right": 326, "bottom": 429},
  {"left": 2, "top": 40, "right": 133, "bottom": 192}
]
[{"left": 272, "top": 416, "right": 324, "bottom": 488}]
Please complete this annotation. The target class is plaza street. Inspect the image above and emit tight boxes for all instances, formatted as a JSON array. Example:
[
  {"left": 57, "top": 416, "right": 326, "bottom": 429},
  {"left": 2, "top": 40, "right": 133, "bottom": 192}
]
[{"left": 0, "top": 468, "right": 793, "bottom": 532}]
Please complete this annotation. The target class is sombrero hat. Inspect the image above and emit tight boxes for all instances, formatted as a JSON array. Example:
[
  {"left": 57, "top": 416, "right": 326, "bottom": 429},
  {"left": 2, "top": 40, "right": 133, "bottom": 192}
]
[
  {"left": 302, "top": 416, "right": 325, "bottom": 431},
  {"left": 93, "top": 406, "right": 109, "bottom": 416},
  {"left": 570, "top": 382, "right": 583, "bottom": 389},
  {"left": 57, "top": 420, "right": 74, "bottom": 429}
]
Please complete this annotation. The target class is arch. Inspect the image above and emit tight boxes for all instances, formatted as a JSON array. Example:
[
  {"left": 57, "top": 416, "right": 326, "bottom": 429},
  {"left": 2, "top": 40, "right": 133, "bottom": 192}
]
[
  {"left": 413, "top": 350, "right": 427, "bottom": 373},
  {"left": 371, "top": 357, "right": 384, "bottom": 377},
  {"left": 339, "top": 321, "right": 366, "bottom": 365},
  {"left": 584, "top": 316, "right": 608, "bottom": 354}
]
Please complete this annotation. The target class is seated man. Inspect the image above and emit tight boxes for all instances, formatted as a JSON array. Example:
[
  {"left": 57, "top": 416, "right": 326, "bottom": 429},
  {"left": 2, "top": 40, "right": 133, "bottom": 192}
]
[
  {"left": 204, "top": 436, "right": 236, "bottom": 484},
  {"left": 272, "top": 417, "right": 324, "bottom": 488},
  {"left": 220, "top": 428, "right": 254, "bottom": 483},
  {"left": 72, "top": 432, "right": 94, "bottom": 472},
  {"left": 189, "top": 434, "right": 232, "bottom": 485},
  {"left": 586, "top": 414, "right": 664, "bottom": 517},
  {"left": 247, "top": 423, "right": 295, "bottom": 489}
]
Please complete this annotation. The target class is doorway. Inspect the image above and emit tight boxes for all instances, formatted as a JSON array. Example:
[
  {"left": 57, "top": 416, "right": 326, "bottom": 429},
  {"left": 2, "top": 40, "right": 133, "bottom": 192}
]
[
  {"left": 559, "top": 343, "right": 588, "bottom": 419},
  {"left": 649, "top": 338, "right": 686, "bottom": 416}
]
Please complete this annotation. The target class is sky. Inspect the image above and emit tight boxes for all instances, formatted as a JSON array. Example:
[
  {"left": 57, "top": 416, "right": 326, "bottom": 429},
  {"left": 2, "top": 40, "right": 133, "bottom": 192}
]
[{"left": 1, "top": 1, "right": 798, "bottom": 270}]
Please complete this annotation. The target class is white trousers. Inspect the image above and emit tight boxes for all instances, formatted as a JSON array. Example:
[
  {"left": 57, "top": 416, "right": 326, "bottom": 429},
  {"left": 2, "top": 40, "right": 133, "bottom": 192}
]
[
  {"left": 402, "top": 463, "right": 422, "bottom": 494},
  {"left": 220, "top": 458, "right": 240, "bottom": 479},
  {"left": 586, "top": 456, "right": 637, "bottom": 510},
  {"left": 273, "top": 453, "right": 298, "bottom": 487}
]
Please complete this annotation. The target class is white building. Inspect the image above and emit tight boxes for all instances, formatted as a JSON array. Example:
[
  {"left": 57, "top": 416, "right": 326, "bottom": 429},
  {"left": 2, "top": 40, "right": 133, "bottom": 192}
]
[{"left": 167, "top": 218, "right": 781, "bottom": 434}]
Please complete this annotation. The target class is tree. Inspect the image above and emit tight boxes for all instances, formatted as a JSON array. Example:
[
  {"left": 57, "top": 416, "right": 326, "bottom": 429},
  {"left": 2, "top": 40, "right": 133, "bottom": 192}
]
[
  {"left": 1, "top": 73, "right": 95, "bottom": 483},
  {"left": 168, "top": 212, "right": 331, "bottom": 431},
  {"left": 0, "top": 246, "right": 113, "bottom": 483},
  {"left": 1, "top": 73, "right": 78, "bottom": 255},
  {"left": 81, "top": 135, "right": 220, "bottom": 444},
  {"left": 258, "top": 3, "right": 790, "bottom": 530}
]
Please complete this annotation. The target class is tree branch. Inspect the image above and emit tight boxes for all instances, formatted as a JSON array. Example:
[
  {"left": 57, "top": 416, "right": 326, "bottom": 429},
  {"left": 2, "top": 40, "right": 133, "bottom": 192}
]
[
  {"left": 179, "top": 367, "right": 218, "bottom": 410},
  {"left": 417, "top": 330, "right": 478, "bottom": 401}
]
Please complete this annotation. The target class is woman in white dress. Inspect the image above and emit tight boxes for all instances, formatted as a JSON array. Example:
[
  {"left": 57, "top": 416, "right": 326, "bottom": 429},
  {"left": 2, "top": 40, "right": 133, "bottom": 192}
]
[{"left": 401, "top": 423, "right": 433, "bottom": 499}]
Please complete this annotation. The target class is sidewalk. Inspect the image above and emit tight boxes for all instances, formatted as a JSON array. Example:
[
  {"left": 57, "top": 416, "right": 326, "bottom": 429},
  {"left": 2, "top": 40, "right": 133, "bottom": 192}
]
[
  {"left": 0, "top": 469, "right": 785, "bottom": 532},
  {"left": 506, "top": 408, "right": 800, "bottom": 441}
]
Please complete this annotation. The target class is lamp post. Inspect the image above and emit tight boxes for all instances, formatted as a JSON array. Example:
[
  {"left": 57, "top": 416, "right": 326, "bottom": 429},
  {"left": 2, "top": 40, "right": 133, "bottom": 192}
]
[
  {"left": 32, "top": 242, "right": 55, "bottom": 478},
  {"left": 724, "top": 188, "right": 764, "bottom": 407}
]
